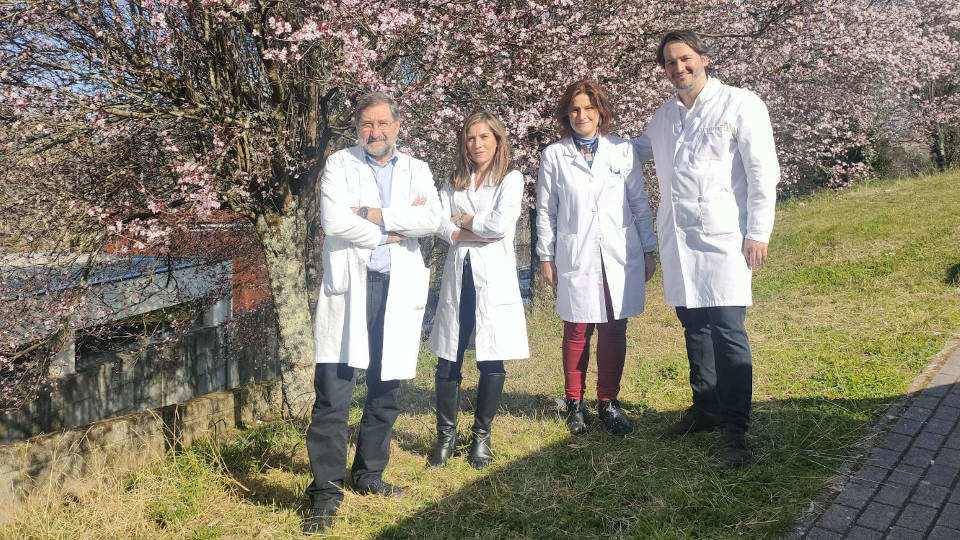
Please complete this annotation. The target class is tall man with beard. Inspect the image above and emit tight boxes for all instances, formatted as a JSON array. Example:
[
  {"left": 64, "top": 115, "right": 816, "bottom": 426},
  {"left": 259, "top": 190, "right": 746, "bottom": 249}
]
[{"left": 634, "top": 30, "right": 780, "bottom": 466}]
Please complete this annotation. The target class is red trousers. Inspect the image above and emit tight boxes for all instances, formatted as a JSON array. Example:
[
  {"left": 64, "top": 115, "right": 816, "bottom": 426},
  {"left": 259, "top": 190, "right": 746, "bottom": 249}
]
[{"left": 562, "top": 267, "right": 627, "bottom": 402}]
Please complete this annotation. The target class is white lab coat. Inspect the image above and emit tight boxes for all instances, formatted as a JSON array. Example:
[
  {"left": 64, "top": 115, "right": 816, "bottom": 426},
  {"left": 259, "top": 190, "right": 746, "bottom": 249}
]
[
  {"left": 634, "top": 77, "right": 780, "bottom": 308},
  {"left": 535, "top": 135, "right": 657, "bottom": 323},
  {"left": 314, "top": 145, "right": 442, "bottom": 381},
  {"left": 428, "top": 170, "right": 530, "bottom": 362}
]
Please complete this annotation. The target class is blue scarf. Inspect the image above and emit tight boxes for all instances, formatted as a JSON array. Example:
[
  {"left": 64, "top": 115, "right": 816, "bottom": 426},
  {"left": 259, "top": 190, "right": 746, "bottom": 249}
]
[{"left": 572, "top": 132, "right": 599, "bottom": 168}]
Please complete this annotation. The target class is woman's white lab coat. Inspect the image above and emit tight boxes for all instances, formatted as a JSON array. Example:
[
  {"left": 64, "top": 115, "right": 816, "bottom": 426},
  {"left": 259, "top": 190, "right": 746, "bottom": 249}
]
[
  {"left": 427, "top": 170, "right": 530, "bottom": 362},
  {"left": 535, "top": 135, "right": 657, "bottom": 323}
]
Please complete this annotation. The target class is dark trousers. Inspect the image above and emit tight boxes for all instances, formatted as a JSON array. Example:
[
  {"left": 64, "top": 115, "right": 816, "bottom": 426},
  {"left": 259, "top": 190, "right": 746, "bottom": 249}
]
[
  {"left": 436, "top": 254, "right": 505, "bottom": 381},
  {"left": 305, "top": 273, "right": 400, "bottom": 503},
  {"left": 675, "top": 306, "right": 752, "bottom": 429}
]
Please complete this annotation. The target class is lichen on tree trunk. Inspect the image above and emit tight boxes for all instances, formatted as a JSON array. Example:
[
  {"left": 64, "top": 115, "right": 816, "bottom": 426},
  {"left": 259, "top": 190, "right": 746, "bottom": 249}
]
[{"left": 254, "top": 205, "right": 315, "bottom": 418}]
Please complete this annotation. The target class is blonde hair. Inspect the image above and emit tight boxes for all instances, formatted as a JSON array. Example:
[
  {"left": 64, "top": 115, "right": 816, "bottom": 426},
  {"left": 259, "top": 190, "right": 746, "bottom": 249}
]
[{"left": 451, "top": 111, "right": 513, "bottom": 191}]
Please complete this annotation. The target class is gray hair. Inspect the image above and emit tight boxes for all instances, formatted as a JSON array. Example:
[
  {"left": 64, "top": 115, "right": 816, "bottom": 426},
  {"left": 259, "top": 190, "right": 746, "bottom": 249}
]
[
  {"left": 354, "top": 92, "right": 400, "bottom": 126},
  {"left": 656, "top": 29, "right": 710, "bottom": 67}
]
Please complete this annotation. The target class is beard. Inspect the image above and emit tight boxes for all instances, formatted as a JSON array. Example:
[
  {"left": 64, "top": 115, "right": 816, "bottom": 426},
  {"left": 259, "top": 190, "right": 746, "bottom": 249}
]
[
  {"left": 671, "top": 70, "right": 704, "bottom": 91},
  {"left": 363, "top": 137, "right": 393, "bottom": 158}
]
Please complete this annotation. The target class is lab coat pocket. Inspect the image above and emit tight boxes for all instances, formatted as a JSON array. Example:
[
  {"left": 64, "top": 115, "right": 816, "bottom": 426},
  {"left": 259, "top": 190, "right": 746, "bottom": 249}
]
[
  {"left": 701, "top": 191, "right": 741, "bottom": 236},
  {"left": 411, "top": 263, "right": 430, "bottom": 310},
  {"left": 604, "top": 166, "right": 625, "bottom": 186},
  {"left": 556, "top": 232, "right": 581, "bottom": 274},
  {"left": 696, "top": 125, "right": 733, "bottom": 161},
  {"left": 624, "top": 224, "right": 644, "bottom": 259},
  {"left": 485, "top": 264, "right": 520, "bottom": 306},
  {"left": 322, "top": 247, "right": 350, "bottom": 295},
  {"left": 673, "top": 199, "right": 701, "bottom": 230}
]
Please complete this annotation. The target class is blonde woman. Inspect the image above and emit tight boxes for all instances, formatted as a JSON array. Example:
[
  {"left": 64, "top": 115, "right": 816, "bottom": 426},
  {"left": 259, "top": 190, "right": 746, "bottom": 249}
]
[{"left": 427, "top": 111, "right": 529, "bottom": 469}]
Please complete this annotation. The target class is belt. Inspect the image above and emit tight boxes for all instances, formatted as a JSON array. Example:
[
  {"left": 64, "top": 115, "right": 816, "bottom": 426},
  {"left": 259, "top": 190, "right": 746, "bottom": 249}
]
[{"left": 367, "top": 271, "right": 390, "bottom": 283}]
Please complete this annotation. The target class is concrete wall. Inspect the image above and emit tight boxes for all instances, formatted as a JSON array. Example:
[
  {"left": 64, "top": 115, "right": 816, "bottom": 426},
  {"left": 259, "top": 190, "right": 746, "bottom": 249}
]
[
  {"left": 0, "top": 381, "right": 279, "bottom": 523},
  {"left": 1, "top": 307, "right": 280, "bottom": 445},
  {"left": 0, "top": 306, "right": 284, "bottom": 521}
]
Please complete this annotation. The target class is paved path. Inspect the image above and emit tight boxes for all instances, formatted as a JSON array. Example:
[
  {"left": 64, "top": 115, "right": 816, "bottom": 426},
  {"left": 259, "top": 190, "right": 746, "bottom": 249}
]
[{"left": 800, "top": 340, "right": 960, "bottom": 539}]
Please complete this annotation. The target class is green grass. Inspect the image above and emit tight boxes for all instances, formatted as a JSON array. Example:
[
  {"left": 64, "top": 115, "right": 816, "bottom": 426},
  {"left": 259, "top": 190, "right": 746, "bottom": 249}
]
[{"left": 3, "top": 171, "right": 959, "bottom": 538}]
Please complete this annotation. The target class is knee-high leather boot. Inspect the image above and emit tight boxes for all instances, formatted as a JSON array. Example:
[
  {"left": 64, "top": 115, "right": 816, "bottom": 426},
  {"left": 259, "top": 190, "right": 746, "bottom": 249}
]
[
  {"left": 427, "top": 377, "right": 460, "bottom": 468},
  {"left": 467, "top": 372, "right": 505, "bottom": 470}
]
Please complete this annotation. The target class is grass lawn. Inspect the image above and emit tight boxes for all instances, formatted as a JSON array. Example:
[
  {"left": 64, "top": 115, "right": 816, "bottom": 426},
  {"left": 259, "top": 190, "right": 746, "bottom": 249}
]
[{"left": 5, "top": 171, "right": 960, "bottom": 538}]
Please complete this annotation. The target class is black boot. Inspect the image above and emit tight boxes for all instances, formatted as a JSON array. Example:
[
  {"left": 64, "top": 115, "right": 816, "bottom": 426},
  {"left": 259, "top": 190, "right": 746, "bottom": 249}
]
[
  {"left": 598, "top": 399, "right": 633, "bottom": 436},
  {"left": 427, "top": 377, "right": 460, "bottom": 468},
  {"left": 565, "top": 399, "right": 587, "bottom": 435},
  {"left": 467, "top": 372, "right": 505, "bottom": 470}
]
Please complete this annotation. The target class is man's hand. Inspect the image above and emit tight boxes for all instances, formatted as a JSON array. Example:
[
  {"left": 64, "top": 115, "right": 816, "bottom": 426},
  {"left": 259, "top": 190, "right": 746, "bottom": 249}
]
[
  {"left": 742, "top": 238, "right": 768, "bottom": 269},
  {"left": 451, "top": 230, "right": 499, "bottom": 244},
  {"left": 385, "top": 233, "right": 407, "bottom": 244},
  {"left": 411, "top": 197, "right": 425, "bottom": 206},
  {"left": 540, "top": 260, "right": 557, "bottom": 290},
  {"left": 644, "top": 251, "right": 657, "bottom": 282},
  {"left": 450, "top": 213, "right": 474, "bottom": 231}
]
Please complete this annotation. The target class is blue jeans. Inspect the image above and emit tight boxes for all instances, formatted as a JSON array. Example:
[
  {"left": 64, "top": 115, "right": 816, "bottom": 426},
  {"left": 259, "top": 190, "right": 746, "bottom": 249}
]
[{"left": 675, "top": 306, "right": 753, "bottom": 429}]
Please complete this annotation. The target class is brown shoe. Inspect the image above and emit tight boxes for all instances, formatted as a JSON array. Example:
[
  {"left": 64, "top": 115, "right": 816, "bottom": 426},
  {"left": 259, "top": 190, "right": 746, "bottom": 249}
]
[
  {"left": 667, "top": 406, "right": 719, "bottom": 436},
  {"left": 719, "top": 424, "right": 753, "bottom": 466}
]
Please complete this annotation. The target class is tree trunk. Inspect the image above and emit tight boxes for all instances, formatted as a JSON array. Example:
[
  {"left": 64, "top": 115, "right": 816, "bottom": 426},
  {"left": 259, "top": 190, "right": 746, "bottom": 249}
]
[
  {"left": 933, "top": 129, "right": 948, "bottom": 172},
  {"left": 254, "top": 206, "right": 315, "bottom": 418}
]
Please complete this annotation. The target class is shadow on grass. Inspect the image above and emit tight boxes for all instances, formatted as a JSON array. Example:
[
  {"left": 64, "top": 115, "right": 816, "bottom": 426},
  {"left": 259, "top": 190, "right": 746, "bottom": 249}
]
[
  {"left": 190, "top": 379, "right": 942, "bottom": 537},
  {"left": 946, "top": 262, "right": 960, "bottom": 287},
  {"left": 391, "top": 390, "right": 598, "bottom": 458},
  {"left": 372, "top": 393, "right": 904, "bottom": 539},
  {"left": 390, "top": 373, "right": 565, "bottom": 419}
]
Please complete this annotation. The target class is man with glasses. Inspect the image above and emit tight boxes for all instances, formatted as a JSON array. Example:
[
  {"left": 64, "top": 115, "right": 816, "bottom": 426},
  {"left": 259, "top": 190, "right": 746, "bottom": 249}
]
[{"left": 303, "top": 92, "right": 441, "bottom": 534}]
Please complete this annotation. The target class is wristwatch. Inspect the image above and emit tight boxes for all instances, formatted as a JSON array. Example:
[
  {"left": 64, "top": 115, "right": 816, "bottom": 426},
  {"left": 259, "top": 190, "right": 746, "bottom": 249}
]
[
  {"left": 456, "top": 215, "right": 464, "bottom": 228},
  {"left": 358, "top": 206, "right": 369, "bottom": 219}
]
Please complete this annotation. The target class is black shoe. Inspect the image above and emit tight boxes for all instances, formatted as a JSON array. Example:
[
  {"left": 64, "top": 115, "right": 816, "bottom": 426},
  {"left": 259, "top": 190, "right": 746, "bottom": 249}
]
[
  {"left": 428, "top": 377, "right": 460, "bottom": 468},
  {"left": 668, "top": 406, "right": 720, "bottom": 436},
  {"left": 564, "top": 399, "right": 587, "bottom": 435},
  {"left": 719, "top": 424, "right": 752, "bottom": 466},
  {"left": 302, "top": 497, "right": 340, "bottom": 535},
  {"left": 598, "top": 399, "right": 633, "bottom": 436},
  {"left": 467, "top": 373, "right": 505, "bottom": 470},
  {"left": 354, "top": 478, "right": 403, "bottom": 497}
]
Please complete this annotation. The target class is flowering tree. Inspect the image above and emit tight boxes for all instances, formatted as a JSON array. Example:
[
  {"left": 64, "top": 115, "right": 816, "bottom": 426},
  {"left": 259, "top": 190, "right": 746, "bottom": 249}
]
[{"left": 2, "top": 0, "right": 958, "bottom": 415}]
